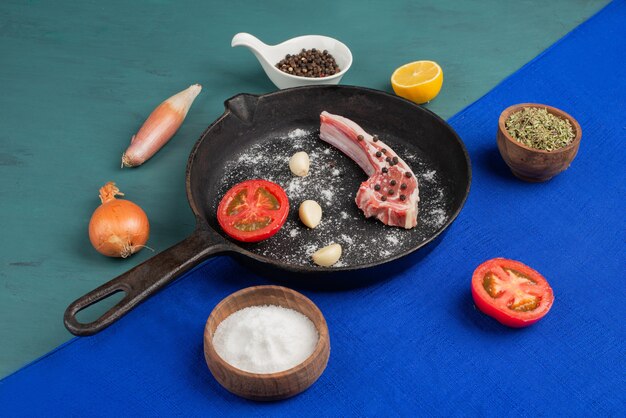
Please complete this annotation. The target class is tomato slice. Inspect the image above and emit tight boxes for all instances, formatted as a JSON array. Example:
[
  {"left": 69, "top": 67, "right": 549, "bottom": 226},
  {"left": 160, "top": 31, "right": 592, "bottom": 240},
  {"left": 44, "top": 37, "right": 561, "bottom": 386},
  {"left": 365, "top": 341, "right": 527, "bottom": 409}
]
[
  {"left": 217, "top": 179, "right": 289, "bottom": 243},
  {"left": 471, "top": 258, "right": 554, "bottom": 328}
]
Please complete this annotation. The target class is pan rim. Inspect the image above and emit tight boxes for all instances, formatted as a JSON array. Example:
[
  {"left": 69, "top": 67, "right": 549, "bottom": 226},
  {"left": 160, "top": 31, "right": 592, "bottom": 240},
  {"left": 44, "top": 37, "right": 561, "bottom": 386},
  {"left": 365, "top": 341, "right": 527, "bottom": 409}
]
[{"left": 185, "top": 85, "right": 472, "bottom": 273}]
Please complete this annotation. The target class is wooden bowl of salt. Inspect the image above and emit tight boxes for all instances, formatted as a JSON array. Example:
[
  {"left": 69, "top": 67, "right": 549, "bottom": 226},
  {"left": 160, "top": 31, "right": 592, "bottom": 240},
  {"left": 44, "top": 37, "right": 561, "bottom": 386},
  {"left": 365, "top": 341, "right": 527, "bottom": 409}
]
[{"left": 203, "top": 285, "right": 330, "bottom": 401}]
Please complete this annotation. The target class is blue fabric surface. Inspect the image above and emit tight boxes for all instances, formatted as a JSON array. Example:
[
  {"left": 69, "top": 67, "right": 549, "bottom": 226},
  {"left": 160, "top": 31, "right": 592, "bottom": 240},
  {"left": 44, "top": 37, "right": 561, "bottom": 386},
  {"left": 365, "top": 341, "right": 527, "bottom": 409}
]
[{"left": 2, "top": 1, "right": 625, "bottom": 416}]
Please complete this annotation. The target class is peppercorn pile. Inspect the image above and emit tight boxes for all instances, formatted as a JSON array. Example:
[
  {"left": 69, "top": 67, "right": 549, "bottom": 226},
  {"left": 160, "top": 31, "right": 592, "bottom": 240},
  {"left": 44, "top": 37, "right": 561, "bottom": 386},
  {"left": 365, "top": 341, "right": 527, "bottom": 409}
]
[{"left": 276, "top": 48, "right": 340, "bottom": 78}]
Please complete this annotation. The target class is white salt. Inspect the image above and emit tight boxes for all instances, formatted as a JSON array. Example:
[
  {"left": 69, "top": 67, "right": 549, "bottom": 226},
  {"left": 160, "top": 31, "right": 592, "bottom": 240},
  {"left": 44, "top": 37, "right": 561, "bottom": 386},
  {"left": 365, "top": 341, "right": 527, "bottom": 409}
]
[
  {"left": 212, "top": 305, "right": 319, "bottom": 374},
  {"left": 422, "top": 170, "right": 437, "bottom": 182},
  {"left": 429, "top": 208, "right": 447, "bottom": 228},
  {"left": 320, "top": 189, "right": 334, "bottom": 204},
  {"left": 287, "top": 128, "right": 309, "bottom": 139},
  {"left": 386, "top": 235, "right": 399, "bottom": 245},
  {"left": 304, "top": 244, "right": 318, "bottom": 255},
  {"left": 340, "top": 234, "right": 354, "bottom": 245}
]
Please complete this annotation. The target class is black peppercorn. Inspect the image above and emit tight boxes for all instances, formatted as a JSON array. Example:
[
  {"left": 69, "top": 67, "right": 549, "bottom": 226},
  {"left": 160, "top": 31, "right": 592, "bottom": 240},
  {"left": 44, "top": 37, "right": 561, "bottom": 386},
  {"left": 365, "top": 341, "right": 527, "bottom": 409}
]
[
  {"left": 405, "top": 172, "right": 412, "bottom": 178},
  {"left": 374, "top": 184, "right": 381, "bottom": 191},
  {"left": 400, "top": 183, "right": 407, "bottom": 190},
  {"left": 392, "top": 156, "right": 399, "bottom": 164},
  {"left": 400, "top": 194, "right": 406, "bottom": 201},
  {"left": 382, "top": 167, "right": 388, "bottom": 174},
  {"left": 276, "top": 48, "right": 341, "bottom": 78},
  {"left": 381, "top": 148, "right": 387, "bottom": 154},
  {"left": 388, "top": 189, "right": 394, "bottom": 195},
  {"left": 381, "top": 195, "right": 387, "bottom": 201},
  {"left": 357, "top": 134, "right": 363, "bottom": 141},
  {"left": 375, "top": 151, "right": 382, "bottom": 157},
  {"left": 372, "top": 135, "right": 379, "bottom": 142},
  {"left": 390, "top": 180, "right": 397, "bottom": 186}
]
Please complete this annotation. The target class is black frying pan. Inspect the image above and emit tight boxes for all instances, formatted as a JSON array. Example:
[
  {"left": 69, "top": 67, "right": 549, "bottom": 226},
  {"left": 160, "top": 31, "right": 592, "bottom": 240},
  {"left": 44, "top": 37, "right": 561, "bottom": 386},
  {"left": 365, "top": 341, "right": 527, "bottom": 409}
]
[{"left": 64, "top": 85, "right": 471, "bottom": 336}]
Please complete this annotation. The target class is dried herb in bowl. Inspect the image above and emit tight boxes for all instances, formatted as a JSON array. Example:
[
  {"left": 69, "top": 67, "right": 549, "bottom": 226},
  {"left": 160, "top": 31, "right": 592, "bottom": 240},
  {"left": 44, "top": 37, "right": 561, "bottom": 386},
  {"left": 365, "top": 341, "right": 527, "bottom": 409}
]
[{"left": 505, "top": 107, "right": 575, "bottom": 151}]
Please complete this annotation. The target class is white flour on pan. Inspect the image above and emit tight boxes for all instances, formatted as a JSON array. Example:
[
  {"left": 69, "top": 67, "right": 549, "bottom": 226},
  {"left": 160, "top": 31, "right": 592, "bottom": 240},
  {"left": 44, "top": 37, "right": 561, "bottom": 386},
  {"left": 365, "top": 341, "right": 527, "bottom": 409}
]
[{"left": 217, "top": 128, "right": 450, "bottom": 267}]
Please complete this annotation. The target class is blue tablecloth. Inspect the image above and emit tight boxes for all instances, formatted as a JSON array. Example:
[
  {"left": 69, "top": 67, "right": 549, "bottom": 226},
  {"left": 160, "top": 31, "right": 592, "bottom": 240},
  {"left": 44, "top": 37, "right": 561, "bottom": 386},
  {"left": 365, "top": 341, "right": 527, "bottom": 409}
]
[{"left": 1, "top": 1, "right": 624, "bottom": 416}]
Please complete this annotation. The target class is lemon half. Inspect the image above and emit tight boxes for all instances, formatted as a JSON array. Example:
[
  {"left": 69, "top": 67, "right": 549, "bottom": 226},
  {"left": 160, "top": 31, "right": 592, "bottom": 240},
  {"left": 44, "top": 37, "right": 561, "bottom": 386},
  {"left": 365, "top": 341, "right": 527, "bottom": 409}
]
[{"left": 391, "top": 60, "right": 443, "bottom": 104}]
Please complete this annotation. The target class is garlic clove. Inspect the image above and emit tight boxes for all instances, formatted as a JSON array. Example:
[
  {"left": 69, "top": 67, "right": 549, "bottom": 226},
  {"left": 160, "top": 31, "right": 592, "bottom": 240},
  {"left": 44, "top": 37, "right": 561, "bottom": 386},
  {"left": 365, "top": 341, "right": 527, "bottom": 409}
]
[
  {"left": 289, "top": 151, "right": 310, "bottom": 177},
  {"left": 299, "top": 200, "right": 322, "bottom": 228},
  {"left": 312, "top": 243, "right": 342, "bottom": 267}
]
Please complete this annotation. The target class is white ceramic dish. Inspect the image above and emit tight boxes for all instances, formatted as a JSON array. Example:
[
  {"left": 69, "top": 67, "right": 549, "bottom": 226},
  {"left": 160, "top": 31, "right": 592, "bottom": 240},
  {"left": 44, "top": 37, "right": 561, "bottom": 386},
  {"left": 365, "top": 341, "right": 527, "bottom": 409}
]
[{"left": 231, "top": 33, "right": 353, "bottom": 89}]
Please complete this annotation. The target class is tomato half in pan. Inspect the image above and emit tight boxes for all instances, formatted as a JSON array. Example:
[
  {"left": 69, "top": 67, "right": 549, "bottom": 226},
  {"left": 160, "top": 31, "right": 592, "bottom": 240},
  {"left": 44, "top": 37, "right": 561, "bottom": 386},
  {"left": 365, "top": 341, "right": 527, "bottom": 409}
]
[
  {"left": 217, "top": 179, "right": 289, "bottom": 242},
  {"left": 471, "top": 258, "right": 554, "bottom": 328}
]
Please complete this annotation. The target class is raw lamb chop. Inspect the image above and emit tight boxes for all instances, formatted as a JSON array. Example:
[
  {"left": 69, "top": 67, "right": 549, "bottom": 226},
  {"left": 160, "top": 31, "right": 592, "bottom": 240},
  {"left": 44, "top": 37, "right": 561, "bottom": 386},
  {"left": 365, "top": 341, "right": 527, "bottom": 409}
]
[{"left": 319, "top": 111, "right": 419, "bottom": 229}]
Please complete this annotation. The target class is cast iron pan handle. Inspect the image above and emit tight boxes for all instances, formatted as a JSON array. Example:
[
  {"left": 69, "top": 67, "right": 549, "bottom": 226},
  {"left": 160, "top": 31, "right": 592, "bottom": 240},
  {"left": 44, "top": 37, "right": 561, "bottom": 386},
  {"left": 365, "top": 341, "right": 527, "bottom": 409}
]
[{"left": 64, "top": 225, "right": 230, "bottom": 336}]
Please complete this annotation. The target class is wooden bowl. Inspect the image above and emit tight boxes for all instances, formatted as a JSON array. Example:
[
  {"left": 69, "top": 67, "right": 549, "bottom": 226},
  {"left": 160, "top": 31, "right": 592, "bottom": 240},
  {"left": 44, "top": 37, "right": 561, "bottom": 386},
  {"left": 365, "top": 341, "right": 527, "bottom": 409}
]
[
  {"left": 497, "top": 103, "right": 582, "bottom": 182},
  {"left": 203, "top": 285, "right": 330, "bottom": 401}
]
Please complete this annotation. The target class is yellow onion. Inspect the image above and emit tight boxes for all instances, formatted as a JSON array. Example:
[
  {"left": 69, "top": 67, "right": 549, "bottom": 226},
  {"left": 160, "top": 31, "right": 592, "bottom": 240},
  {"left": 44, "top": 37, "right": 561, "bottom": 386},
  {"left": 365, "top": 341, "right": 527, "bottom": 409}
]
[{"left": 89, "top": 182, "right": 149, "bottom": 258}]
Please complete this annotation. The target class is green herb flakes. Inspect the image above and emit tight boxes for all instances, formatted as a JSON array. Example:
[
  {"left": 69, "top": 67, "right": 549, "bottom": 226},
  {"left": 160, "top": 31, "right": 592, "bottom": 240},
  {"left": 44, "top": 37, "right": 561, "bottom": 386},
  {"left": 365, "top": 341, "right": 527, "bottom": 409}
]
[{"left": 505, "top": 107, "right": 575, "bottom": 151}]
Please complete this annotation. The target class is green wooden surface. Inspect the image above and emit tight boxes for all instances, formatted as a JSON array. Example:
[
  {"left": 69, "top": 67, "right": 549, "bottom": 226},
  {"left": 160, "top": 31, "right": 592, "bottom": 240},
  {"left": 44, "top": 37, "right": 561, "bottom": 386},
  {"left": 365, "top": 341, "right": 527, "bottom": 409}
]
[{"left": 0, "top": 0, "right": 609, "bottom": 378}]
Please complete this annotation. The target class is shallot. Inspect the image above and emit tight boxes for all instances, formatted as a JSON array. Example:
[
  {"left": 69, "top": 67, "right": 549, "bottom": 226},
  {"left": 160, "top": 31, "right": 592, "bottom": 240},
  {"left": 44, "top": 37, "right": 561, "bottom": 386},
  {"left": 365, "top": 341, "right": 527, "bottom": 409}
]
[
  {"left": 89, "top": 182, "right": 150, "bottom": 258},
  {"left": 122, "top": 84, "right": 202, "bottom": 167}
]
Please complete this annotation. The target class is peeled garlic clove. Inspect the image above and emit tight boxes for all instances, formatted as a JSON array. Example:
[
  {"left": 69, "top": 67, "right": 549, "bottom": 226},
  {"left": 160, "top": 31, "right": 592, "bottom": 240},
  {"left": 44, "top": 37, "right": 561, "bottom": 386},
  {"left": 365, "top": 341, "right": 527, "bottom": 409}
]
[
  {"left": 299, "top": 200, "right": 322, "bottom": 228},
  {"left": 289, "top": 151, "right": 310, "bottom": 177},
  {"left": 312, "top": 243, "right": 342, "bottom": 267}
]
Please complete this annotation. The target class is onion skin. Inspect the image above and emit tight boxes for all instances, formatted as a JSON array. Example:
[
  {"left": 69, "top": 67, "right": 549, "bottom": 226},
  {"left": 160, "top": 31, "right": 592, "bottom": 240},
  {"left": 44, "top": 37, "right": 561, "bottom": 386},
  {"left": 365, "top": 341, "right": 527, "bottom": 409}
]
[
  {"left": 88, "top": 182, "right": 150, "bottom": 258},
  {"left": 122, "top": 84, "right": 202, "bottom": 168}
]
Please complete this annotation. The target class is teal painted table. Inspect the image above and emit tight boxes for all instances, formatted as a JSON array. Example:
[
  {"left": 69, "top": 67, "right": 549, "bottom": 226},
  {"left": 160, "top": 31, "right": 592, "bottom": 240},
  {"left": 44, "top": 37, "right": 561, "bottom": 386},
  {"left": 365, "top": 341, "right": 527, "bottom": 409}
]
[{"left": 0, "top": 0, "right": 609, "bottom": 378}]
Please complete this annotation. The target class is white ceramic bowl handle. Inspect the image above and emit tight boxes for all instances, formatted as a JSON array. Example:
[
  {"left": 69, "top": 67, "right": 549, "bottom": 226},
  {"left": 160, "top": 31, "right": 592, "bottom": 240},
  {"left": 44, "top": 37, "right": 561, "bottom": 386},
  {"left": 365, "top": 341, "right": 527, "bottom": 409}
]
[{"left": 231, "top": 33, "right": 268, "bottom": 53}]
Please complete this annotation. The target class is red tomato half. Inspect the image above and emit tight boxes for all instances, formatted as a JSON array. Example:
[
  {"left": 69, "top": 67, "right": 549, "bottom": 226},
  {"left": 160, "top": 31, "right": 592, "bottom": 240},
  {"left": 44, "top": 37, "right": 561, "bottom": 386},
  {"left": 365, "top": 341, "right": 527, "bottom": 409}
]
[
  {"left": 217, "top": 179, "right": 289, "bottom": 243},
  {"left": 471, "top": 258, "right": 554, "bottom": 328}
]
